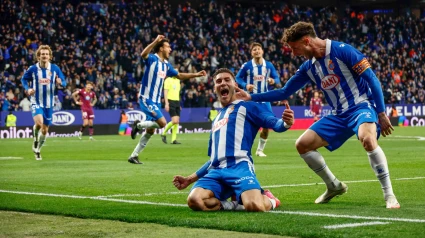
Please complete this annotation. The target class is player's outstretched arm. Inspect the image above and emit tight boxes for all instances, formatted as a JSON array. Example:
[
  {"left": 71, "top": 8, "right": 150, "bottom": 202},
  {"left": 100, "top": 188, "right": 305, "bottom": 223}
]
[
  {"left": 177, "top": 70, "right": 207, "bottom": 80},
  {"left": 173, "top": 174, "right": 198, "bottom": 190},
  {"left": 141, "top": 35, "right": 165, "bottom": 59}
]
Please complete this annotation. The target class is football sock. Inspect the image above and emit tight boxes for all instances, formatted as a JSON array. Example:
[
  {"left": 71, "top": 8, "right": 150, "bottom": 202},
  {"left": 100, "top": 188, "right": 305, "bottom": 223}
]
[
  {"left": 171, "top": 123, "right": 178, "bottom": 142},
  {"left": 367, "top": 146, "right": 394, "bottom": 198},
  {"left": 268, "top": 198, "right": 277, "bottom": 210},
  {"left": 137, "top": 121, "right": 160, "bottom": 129},
  {"left": 220, "top": 201, "right": 245, "bottom": 211},
  {"left": 89, "top": 126, "right": 93, "bottom": 136},
  {"left": 33, "top": 125, "right": 39, "bottom": 141},
  {"left": 37, "top": 133, "right": 46, "bottom": 152},
  {"left": 131, "top": 132, "right": 152, "bottom": 157},
  {"left": 162, "top": 122, "right": 173, "bottom": 135},
  {"left": 80, "top": 126, "right": 86, "bottom": 132},
  {"left": 257, "top": 138, "right": 267, "bottom": 151},
  {"left": 300, "top": 150, "right": 341, "bottom": 188}
]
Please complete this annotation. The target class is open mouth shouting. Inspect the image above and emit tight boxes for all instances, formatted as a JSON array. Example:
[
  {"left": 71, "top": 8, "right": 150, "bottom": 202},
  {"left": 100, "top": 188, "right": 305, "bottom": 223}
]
[{"left": 220, "top": 88, "right": 230, "bottom": 99}]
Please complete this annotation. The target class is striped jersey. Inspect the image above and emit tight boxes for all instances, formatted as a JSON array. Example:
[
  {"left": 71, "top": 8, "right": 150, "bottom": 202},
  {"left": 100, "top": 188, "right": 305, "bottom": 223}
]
[
  {"left": 139, "top": 54, "right": 178, "bottom": 103},
  {"left": 21, "top": 62, "right": 66, "bottom": 108},
  {"left": 207, "top": 100, "right": 282, "bottom": 170},
  {"left": 251, "top": 39, "right": 378, "bottom": 115},
  {"left": 236, "top": 58, "right": 279, "bottom": 94}
]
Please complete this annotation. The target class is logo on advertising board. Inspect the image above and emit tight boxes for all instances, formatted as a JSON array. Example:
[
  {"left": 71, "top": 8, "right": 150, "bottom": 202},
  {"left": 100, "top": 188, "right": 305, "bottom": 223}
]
[
  {"left": 52, "top": 111, "right": 75, "bottom": 126},
  {"left": 126, "top": 110, "right": 147, "bottom": 124}
]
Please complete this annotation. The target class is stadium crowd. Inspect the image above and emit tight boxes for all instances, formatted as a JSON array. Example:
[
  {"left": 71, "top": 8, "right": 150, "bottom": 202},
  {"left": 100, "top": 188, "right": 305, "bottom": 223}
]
[{"left": 1, "top": 0, "right": 425, "bottom": 112}]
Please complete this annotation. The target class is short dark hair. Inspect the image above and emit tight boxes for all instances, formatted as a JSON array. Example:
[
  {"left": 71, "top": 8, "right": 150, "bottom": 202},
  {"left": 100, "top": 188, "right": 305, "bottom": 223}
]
[
  {"left": 249, "top": 42, "right": 262, "bottom": 53},
  {"left": 153, "top": 39, "right": 170, "bottom": 53},
  {"left": 281, "top": 21, "right": 317, "bottom": 43},
  {"left": 212, "top": 68, "right": 235, "bottom": 81}
]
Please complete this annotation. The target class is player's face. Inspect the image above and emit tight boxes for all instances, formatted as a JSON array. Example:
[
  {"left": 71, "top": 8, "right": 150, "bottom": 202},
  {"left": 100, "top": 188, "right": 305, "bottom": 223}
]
[
  {"left": 214, "top": 72, "right": 236, "bottom": 106},
  {"left": 161, "top": 42, "right": 172, "bottom": 59},
  {"left": 288, "top": 37, "right": 313, "bottom": 59},
  {"left": 38, "top": 49, "right": 51, "bottom": 63},
  {"left": 314, "top": 92, "right": 319, "bottom": 98},
  {"left": 251, "top": 46, "right": 263, "bottom": 59},
  {"left": 86, "top": 83, "right": 93, "bottom": 91}
]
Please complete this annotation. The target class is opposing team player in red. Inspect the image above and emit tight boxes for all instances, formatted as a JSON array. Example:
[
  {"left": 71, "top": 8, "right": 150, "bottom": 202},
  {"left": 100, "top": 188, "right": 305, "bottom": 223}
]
[
  {"left": 310, "top": 91, "right": 323, "bottom": 122},
  {"left": 72, "top": 82, "right": 97, "bottom": 140}
]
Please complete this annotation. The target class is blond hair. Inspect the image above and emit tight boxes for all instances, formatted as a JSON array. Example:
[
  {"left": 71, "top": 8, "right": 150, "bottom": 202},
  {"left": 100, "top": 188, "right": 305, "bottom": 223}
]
[{"left": 36, "top": 45, "right": 53, "bottom": 62}]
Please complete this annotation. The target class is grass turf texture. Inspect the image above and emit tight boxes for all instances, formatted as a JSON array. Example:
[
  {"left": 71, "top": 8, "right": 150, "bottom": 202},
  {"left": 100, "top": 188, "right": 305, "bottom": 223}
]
[{"left": 1, "top": 127, "right": 424, "bottom": 238}]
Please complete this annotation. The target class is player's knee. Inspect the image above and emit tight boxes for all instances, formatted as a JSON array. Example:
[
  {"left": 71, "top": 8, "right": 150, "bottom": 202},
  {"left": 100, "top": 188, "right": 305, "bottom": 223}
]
[
  {"left": 187, "top": 195, "right": 205, "bottom": 211},
  {"left": 243, "top": 200, "right": 266, "bottom": 212},
  {"left": 295, "top": 138, "right": 310, "bottom": 154},
  {"left": 158, "top": 121, "right": 167, "bottom": 128},
  {"left": 360, "top": 134, "right": 377, "bottom": 151}
]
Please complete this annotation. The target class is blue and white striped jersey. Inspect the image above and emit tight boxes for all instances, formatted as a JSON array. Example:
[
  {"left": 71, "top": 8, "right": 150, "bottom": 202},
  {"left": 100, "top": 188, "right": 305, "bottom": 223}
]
[
  {"left": 252, "top": 39, "right": 384, "bottom": 115},
  {"left": 139, "top": 54, "right": 178, "bottom": 103},
  {"left": 21, "top": 62, "right": 66, "bottom": 108},
  {"left": 236, "top": 58, "right": 279, "bottom": 94},
  {"left": 206, "top": 100, "right": 287, "bottom": 170}
]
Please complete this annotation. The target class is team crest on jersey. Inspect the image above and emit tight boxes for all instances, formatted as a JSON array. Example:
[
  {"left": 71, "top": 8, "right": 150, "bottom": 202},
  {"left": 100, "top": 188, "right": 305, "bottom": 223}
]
[
  {"left": 253, "top": 75, "right": 265, "bottom": 81},
  {"left": 39, "top": 78, "right": 51, "bottom": 85},
  {"left": 328, "top": 60, "right": 335, "bottom": 70},
  {"left": 321, "top": 74, "right": 340, "bottom": 90},
  {"left": 48, "top": 71, "right": 52, "bottom": 77},
  {"left": 158, "top": 70, "right": 166, "bottom": 78},
  {"left": 212, "top": 118, "right": 228, "bottom": 132}
]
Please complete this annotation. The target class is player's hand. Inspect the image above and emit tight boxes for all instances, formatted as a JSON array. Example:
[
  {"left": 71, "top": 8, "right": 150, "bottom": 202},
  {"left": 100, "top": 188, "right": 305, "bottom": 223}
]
[
  {"left": 235, "top": 87, "right": 251, "bottom": 101},
  {"left": 197, "top": 70, "right": 207, "bottom": 77},
  {"left": 282, "top": 102, "right": 294, "bottom": 127},
  {"left": 246, "top": 84, "right": 254, "bottom": 92},
  {"left": 173, "top": 175, "right": 191, "bottom": 190},
  {"left": 155, "top": 35, "right": 165, "bottom": 43},
  {"left": 267, "top": 78, "right": 275, "bottom": 85},
  {"left": 378, "top": 112, "right": 394, "bottom": 137},
  {"left": 165, "top": 104, "right": 170, "bottom": 112},
  {"left": 26, "top": 89, "right": 35, "bottom": 96},
  {"left": 55, "top": 76, "right": 62, "bottom": 85},
  {"left": 75, "top": 101, "right": 82, "bottom": 105}
]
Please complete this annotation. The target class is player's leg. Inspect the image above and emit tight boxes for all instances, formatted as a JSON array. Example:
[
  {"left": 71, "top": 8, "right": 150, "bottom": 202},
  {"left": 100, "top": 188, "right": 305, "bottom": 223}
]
[
  {"left": 256, "top": 128, "right": 268, "bottom": 157},
  {"left": 256, "top": 102, "right": 272, "bottom": 157},
  {"left": 35, "top": 108, "right": 53, "bottom": 160},
  {"left": 356, "top": 113, "right": 399, "bottom": 208},
  {"left": 79, "top": 111, "right": 88, "bottom": 139},
  {"left": 171, "top": 115, "right": 180, "bottom": 144},
  {"left": 296, "top": 116, "right": 352, "bottom": 204},
  {"left": 187, "top": 188, "right": 222, "bottom": 211},
  {"left": 31, "top": 104, "right": 43, "bottom": 156},
  {"left": 161, "top": 103, "right": 176, "bottom": 144},
  {"left": 88, "top": 111, "right": 95, "bottom": 140}
]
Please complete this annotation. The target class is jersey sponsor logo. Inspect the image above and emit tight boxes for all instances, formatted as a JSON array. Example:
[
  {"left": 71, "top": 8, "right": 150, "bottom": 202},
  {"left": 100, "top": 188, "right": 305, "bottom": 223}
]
[
  {"left": 212, "top": 118, "right": 228, "bottom": 132},
  {"left": 85, "top": 95, "right": 91, "bottom": 100},
  {"left": 52, "top": 111, "right": 75, "bottom": 126},
  {"left": 126, "top": 110, "right": 147, "bottom": 124},
  {"left": 253, "top": 75, "right": 265, "bottom": 81},
  {"left": 157, "top": 70, "right": 166, "bottom": 78},
  {"left": 321, "top": 74, "right": 340, "bottom": 90},
  {"left": 39, "top": 78, "right": 51, "bottom": 85}
]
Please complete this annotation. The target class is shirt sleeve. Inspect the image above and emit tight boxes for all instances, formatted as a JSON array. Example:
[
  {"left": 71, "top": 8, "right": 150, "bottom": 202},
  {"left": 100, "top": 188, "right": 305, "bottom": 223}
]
[
  {"left": 268, "top": 62, "right": 279, "bottom": 80},
  {"left": 246, "top": 102, "right": 288, "bottom": 133},
  {"left": 21, "top": 65, "right": 34, "bottom": 91},
  {"left": 337, "top": 43, "right": 371, "bottom": 75},
  {"left": 167, "top": 63, "right": 178, "bottom": 77},
  {"left": 55, "top": 65, "right": 66, "bottom": 87},
  {"left": 235, "top": 63, "right": 248, "bottom": 90},
  {"left": 251, "top": 63, "right": 310, "bottom": 102},
  {"left": 195, "top": 160, "right": 211, "bottom": 178}
]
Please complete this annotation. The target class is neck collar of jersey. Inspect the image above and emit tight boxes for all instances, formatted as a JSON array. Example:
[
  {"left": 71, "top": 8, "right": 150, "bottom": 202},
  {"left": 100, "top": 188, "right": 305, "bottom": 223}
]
[{"left": 311, "top": 39, "right": 331, "bottom": 64}]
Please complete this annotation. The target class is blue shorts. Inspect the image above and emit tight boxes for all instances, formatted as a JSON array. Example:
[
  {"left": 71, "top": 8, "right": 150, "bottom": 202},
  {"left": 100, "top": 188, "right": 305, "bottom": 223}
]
[
  {"left": 191, "top": 161, "right": 263, "bottom": 204},
  {"left": 310, "top": 102, "right": 381, "bottom": 151},
  {"left": 138, "top": 97, "right": 163, "bottom": 121},
  {"left": 31, "top": 104, "right": 53, "bottom": 126}
]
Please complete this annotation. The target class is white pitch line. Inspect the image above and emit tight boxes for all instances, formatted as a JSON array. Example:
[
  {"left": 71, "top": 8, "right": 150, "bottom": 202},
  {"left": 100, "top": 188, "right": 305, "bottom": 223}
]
[
  {"left": 0, "top": 157, "right": 24, "bottom": 160},
  {"left": 1, "top": 189, "right": 425, "bottom": 224},
  {"left": 270, "top": 211, "right": 425, "bottom": 223},
  {"left": 323, "top": 221, "right": 390, "bottom": 229},
  {"left": 263, "top": 176, "right": 425, "bottom": 189},
  {"left": 98, "top": 191, "right": 187, "bottom": 198},
  {"left": 0, "top": 190, "right": 186, "bottom": 207}
]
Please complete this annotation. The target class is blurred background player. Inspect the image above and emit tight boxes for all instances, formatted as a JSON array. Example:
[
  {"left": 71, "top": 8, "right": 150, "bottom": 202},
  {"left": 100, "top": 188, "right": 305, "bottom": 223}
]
[
  {"left": 161, "top": 69, "right": 182, "bottom": 144},
  {"left": 128, "top": 35, "right": 206, "bottom": 164},
  {"left": 236, "top": 42, "right": 279, "bottom": 157},
  {"left": 21, "top": 45, "right": 67, "bottom": 160},
  {"left": 72, "top": 82, "right": 97, "bottom": 140},
  {"left": 310, "top": 91, "right": 323, "bottom": 122},
  {"left": 173, "top": 68, "right": 294, "bottom": 211}
]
